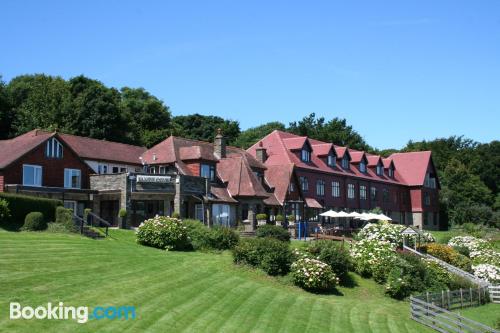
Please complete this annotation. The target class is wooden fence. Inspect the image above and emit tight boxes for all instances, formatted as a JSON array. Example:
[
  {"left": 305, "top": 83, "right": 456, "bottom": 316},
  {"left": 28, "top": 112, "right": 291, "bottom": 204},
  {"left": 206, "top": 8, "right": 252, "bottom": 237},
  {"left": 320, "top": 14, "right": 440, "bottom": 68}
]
[
  {"left": 490, "top": 286, "right": 500, "bottom": 304},
  {"left": 412, "top": 287, "right": 490, "bottom": 311},
  {"left": 410, "top": 296, "right": 499, "bottom": 333}
]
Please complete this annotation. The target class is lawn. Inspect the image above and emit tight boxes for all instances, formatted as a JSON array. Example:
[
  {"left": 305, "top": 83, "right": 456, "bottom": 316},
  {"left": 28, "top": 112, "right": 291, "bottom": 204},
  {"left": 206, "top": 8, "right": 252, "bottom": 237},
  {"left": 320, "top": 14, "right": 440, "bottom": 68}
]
[
  {"left": 455, "top": 303, "right": 500, "bottom": 328},
  {"left": 0, "top": 230, "right": 431, "bottom": 333}
]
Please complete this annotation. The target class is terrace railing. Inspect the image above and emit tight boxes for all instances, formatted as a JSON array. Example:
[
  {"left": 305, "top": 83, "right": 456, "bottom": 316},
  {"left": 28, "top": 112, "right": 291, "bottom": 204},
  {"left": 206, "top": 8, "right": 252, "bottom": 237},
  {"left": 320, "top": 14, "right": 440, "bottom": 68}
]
[{"left": 87, "top": 212, "right": 110, "bottom": 237}]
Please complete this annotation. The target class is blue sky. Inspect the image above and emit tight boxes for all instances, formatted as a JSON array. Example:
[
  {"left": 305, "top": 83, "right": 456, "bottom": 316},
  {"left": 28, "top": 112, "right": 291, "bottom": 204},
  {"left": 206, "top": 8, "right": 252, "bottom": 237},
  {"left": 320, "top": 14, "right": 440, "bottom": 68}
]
[{"left": 2, "top": 0, "right": 499, "bottom": 149}]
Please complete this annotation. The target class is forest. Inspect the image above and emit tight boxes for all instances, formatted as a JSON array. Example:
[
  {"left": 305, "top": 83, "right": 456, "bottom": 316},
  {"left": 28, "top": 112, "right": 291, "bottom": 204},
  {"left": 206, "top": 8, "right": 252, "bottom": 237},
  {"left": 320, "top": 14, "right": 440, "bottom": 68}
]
[{"left": 0, "top": 74, "right": 498, "bottom": 227}]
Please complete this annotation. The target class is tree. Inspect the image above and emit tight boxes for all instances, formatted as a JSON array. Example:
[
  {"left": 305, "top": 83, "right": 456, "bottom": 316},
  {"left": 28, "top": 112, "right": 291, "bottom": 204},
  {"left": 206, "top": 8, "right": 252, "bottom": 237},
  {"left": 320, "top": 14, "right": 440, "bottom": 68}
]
[
  {"left": 0, "top": 76, "right": 12, "bottom": 139},
  {"left": 120, "top": 87, "right": 172, "bottom": 147},
  {"left": 234, "top": 121, "right": 286, "bottom": 149},
  {"left": 470, "top": 141, "right": 500, "bottom": 195},
  {"left": 288, "top": 113, "right": 372, "bottom": 151},
  {"left": 440, "top": 158, "right": 493, "bottom": 225},
  {"left": 67, "top": 75, "right": 131, "bottom": 142},
  {"left": 7, "top": 74, "right": 72, "bottom": 136},
  {"left": 172, "top": 114, "right": 240, "bottom": 144}
]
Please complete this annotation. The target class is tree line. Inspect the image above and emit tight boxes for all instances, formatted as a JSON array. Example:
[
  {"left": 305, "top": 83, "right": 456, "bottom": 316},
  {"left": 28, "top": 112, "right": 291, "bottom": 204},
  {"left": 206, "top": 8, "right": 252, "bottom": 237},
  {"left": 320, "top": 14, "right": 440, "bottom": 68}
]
[{"left": 0, "top": 74, "right": 498, "bottom": 227}]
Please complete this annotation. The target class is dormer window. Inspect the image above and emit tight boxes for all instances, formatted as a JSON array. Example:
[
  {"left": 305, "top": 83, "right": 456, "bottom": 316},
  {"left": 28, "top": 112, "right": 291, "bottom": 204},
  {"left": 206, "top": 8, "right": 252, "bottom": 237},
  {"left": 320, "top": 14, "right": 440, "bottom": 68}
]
[
  {"left": 359, "top": 160, "right": 367, "bottom": 173},
  {"left": 301, "top": 149, "right": 311, "bottom": 162},
  {"left": 45, "top": 137, "right": 63, "bottom": 159},
  {"left": 341, "top": 155, "right": 349, "bottom": 169},
  {"left": 327, "top": 154, "right": 336, "bottom": 167},
  {"left": 376, "top": 163, "right": 384, "bottom": 176},
  {"left": 201, "top": 163, "right": 215, "bottom": 181},
  {"left": 388, "top": 166, "right": 394, "bottom": 178}
]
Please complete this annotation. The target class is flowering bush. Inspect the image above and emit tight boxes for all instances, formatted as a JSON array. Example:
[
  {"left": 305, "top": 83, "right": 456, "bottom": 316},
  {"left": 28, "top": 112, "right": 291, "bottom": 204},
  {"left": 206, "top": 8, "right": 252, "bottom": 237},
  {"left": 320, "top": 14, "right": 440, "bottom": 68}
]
[
  {"left": 291, "top": 258, "right": 338, "bottom": 291},
  {"left": 425, "top": 243, "right": 472, "bottom": 272},
  {"left": 357, "top": 222, "right": 435, "bottom": 247},
  {"left": 448, "top": 236, "right": 500, "bottom": 266},
  {"left": 305, "top": 240, "right": 352, "bottom": 285},
  {"left": 136, "top": 216, "right": 190, "bottom": 250},
  {"left": 350, "top": 239, "right": 397, "bottom": 282},
  {"left": 472, "top": 264, "right": 500, "bottom": 284},
  {"left": 385, "top": 266, "right": 413, "bottom": 299}
]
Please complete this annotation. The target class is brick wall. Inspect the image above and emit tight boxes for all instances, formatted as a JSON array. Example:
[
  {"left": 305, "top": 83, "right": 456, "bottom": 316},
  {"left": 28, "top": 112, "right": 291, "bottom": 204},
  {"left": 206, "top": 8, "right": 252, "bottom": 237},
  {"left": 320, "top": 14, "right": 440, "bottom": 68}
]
[
  {"left": 0, "top": 173, "right": 4, "bottom": 192},
  {"left": 2, "top": 139, "right": 92, "bottom": 189}
]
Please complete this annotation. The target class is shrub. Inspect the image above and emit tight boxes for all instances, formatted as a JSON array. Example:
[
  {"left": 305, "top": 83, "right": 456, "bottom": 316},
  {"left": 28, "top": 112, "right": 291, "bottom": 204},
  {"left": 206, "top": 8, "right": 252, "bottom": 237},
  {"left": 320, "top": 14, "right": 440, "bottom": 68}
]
[
  {"left": 425, "top": 243, "right": 472, "bottom": 272},
  {"left": 172, "top": 211, "right": 181, "bottom": 219},
  {"left": 118, "top": 208, "right": 127, "bottom": 218},
  {"left": 307, "top": 241, "right": 351, "bottom": 284},
  {"left": 46, "top": 222, "right": 71, "bottom": 233},
  {"left": 287, "top": 215, "right": 295, "bottom": 222},
  {"left": 275, "top": 214, "right": 284, "bottom": 222},
  {"left": 183, "top": 219, "right": 239, "bottom": 250},
  {"left": 0, "top": 193, "right": 61, "bottom": 230},
  {"left": 256, "top": 213, "right": 267, "bottom": 220},
  {"left": 210, "top": 226, "right": 239, "bottom": 250},
  {"left": 385, "top": 266, "right": 413, "bottom": 299},
  {"left": 23, "top": 212, "right": 46, "bottom": 231},
  {"left": 55, "top": 206, "right": 76, "bottom": 232},
  {"left": 136, "top": 216, "right": 190, "bottom": 250},
  {"left": 357, "top": 221, "right": 435, "bottom": 248},
  {"left": 233, "top": 238, "right": 292, "bottom": 275},
  {"left": 291, "top": 258, "right": 338, "bottom": 291},
  {"left": 256, "top": 224, "right": 290, "bottom": 242},
  {"left": 472, "top": 264, "right": 500, "bottom": 284},
  {"left": 350, "top": 239, "right": 397, "bottom": 280},
  {"left": 0, "top": 199, "right": 11, "bottom": 224}
]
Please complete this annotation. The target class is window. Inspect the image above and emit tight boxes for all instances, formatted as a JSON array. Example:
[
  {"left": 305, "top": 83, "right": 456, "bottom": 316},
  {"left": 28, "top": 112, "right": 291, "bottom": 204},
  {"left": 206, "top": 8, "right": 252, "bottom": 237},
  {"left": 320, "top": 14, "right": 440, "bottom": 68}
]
[
  {"left": 424, "top": 173, "right": 436, "bottom": 189},
  {"left": 195, "top": 204, "right": 204, "bottom": 222},
  {"left": 112, "top": 167, "right": 119, "bottom": 174},
  {"left": 149, "top": 166, "right": 156, "bottom": 174},
  {"left": 98, "top": 164, "right": 108, "bottom": 174},
  {"left": 371, "top": 187, "right": 378, "bottom": 201},
  {"left": 424, "top": 192, "right": 431, "bottom": 206},
  {"left": 64, "top": 169, "right": 81, "bottom": 189},
  {"left": 120, "top": 167, "right": 127, "bottom": 173},
  {"left": 45, "top": 137, "right": 63, "bottom": 159},
  {"left": 388, "top": 166, "right": 394, "bottom": 178},
  {"left": 382, "top": 188, "right": 389, "bottom": 202},
  {"left": 301, "top": 149, "right": 311, "bottom": 162},
  {"left": 23, "top": 164, "right": 42, "bottom": 186},
  {"left": 316, "top": 180, "right": 325, "bottom": 196},
  {"left": 347, "top": 184, "right": 355, "bottom": 199},
  {"left": 332, "top": 181, "right": 340, "bottom": 197},
  {"left": 359, "top": 161, "right": 367, "bottom": 173},
  {"left": 360, "top": 185, "right": 367, "bottom": 200},
  {"left": 289, "top": 182, "right": 295, "bottom": 192},
  {"left": 212, "top": 204, "right": 230, "bottom": 227},
  {"left": 342, "top": 155, "right": 349, "bottom": 169},
  {"left": 299, "top": 176, "right": 309, "bottom": 191},
  {"left": 327, "top": 154, "right": 336, "bottom": 167},
  {"left": 376, "top": 163, "right": 384, "bottom": 176},
  {"left": 254, "top": 171, "right": 264, "bottom": 183},
  {"left": 200, "top": 164, "right": 215, "bottom": 181},
  {"left": 159, "top": 166, "right": 166, "bottom": 174}
]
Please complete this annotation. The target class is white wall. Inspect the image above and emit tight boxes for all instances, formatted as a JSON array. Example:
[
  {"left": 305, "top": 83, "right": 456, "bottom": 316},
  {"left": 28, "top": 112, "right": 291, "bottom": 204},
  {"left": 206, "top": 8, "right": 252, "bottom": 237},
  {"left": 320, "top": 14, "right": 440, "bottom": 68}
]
[{"left": 85, "top": 160, "right": 141, "bottom": 174}]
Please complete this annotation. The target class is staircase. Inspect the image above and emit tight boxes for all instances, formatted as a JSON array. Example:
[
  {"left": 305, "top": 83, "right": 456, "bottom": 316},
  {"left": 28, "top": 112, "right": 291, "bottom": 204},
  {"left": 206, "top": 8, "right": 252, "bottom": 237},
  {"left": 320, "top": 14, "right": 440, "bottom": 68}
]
[
  {"left": 73, "top": 213, "right": 110, "bottom": 239},
  {"left": 239, "top": 231, "right": 256, "bottom": 238},
  {"left": 81, "top": 226, "right": 105, "bottom": 239},
  {"left": 403, "top": 245, "right": 490, "bottom": 287}
]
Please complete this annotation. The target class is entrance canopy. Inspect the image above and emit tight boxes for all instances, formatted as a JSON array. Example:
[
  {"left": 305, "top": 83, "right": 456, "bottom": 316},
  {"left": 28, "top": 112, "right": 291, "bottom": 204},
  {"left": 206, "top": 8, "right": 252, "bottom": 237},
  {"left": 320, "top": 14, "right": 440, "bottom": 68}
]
[{"left": 305, "top": 198, "right": 323, "bottom": 209}]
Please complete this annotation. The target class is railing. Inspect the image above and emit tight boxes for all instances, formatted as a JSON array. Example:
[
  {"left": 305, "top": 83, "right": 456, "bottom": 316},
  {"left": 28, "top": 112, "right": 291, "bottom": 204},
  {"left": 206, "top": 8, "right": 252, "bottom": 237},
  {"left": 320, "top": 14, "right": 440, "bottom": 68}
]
[
  {"left": 72, "top": 214, "right": 86, "bottom": 235},
  {"left": 412, "top": 287, "right": 490, "bottom": 311},
  {"left": 402, "top": 245, "right": 490, "bottom": 287},
  {"left": 410, "top": 296, "right": 498, "bottom": 333},
  {"left": 489, "top": 286, "right": 500, "bottom": 304},
  {"left": 87, "top": 212, "right": 110, "bottom": 237}
]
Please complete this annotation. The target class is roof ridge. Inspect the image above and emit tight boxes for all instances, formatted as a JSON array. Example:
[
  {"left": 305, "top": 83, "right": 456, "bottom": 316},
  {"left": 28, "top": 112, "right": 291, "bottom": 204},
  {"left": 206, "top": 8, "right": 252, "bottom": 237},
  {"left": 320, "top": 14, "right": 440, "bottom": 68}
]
[{"left": 59, "top": 132, "right": 146, "bottom": 149}]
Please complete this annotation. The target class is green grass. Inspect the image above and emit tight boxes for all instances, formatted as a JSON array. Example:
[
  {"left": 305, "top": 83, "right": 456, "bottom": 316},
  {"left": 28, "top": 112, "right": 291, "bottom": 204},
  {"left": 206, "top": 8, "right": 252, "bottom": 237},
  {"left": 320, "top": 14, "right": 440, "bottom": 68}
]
[
  {"left": 0, "top": 230, "right": 431, "bottom": 333},
  {"left": 455, "top": 303, "right": 500, "bottom": 328}
]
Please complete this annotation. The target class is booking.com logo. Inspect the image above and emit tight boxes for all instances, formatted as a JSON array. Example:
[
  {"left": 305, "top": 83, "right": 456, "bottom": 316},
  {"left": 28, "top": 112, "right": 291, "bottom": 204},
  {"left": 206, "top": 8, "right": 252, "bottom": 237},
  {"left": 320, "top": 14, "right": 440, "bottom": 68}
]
[{"left": 10, "top": 302, "right": 136, "bottom": 324}]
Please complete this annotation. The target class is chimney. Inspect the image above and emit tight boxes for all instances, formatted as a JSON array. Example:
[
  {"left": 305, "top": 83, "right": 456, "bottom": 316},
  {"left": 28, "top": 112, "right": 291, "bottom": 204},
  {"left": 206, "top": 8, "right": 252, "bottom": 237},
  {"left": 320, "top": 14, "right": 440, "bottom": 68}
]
[
  {"left": 214, "top": 128, "right": 226, "bottom": 158},
  {"left": 255, "top": 141, "right": 267, "bottom": 163}
]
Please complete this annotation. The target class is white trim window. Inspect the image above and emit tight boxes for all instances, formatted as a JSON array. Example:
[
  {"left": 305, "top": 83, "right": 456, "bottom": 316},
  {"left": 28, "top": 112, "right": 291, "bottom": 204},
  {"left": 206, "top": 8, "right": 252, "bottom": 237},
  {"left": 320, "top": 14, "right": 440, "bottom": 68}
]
[
  {"left": 347, "top": 183, "right": 355, "bottom": 199},
  {"left": 299, "top": 176, "right": 309, "bottom": 191},
  {"left": 23, "top": 164, "right": 42, "bottom": 186},
  {"left": 327, "top": 154, "right": 336, "bottom": 167},
  {"left": 45, "top": 137, "right": 63, "bottom": 159},
  {"left": 388, "top": 166, "right": 394, "bottom": 178},
  {"left": 376, "top": 163, "right": 384, "bottom": 176},
  {"left": 331, "top": 181, "right": 340, "bottom": 197},
  {"left": 200, "top": 164, "right": 215, "bottom": 181},
  {"left": 316, "top": 180, "right": 325, "bottom": 196},
  {"left": 98, "top": 164, "right": 108, "bottom": 174},
  {"left": 360, "top": 185, "right": 367, "bottom": 200},
  {"left": 64, "top": 168, "right": 81, "bottom": 189},
  {"left": 301, "top": 149, "right": 311, "bottom": 162},
  {"left": 359, "top": 161, "right": 367, "bottom": 173},
  {"left": 342, "top": 155, "right": 349, "bottom": 169}
]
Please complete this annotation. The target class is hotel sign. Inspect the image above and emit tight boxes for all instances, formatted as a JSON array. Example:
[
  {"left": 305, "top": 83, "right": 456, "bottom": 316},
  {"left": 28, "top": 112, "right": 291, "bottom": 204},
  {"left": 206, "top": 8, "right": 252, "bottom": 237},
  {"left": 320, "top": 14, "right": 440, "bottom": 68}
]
[{"left": 136, "top": 175, "right": 171, "bottom": 183}]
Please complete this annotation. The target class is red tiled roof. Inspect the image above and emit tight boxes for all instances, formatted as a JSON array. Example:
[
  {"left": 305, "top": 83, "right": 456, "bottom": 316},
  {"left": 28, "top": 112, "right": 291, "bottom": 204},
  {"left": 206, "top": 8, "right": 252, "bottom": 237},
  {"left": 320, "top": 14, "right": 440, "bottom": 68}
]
[
  {"left": 263, "top": 164, "right": 295, "bottom": 204},
  {"left": 349, "top": 150, "right": 365, "bottom": 164},
  {"left": 217, "top": 154, "right": 269, "bottom": 198},
  {"left": 389, "top": 151, "right": 432, "bottom": 186},
  {"left": 58, "top": 133, "right": 146, "bottom": 165},
  {"left": 282, "top": 137, "right": 308, "bottom": 150},
  {"left": 334, "top": 146, "right": 348, "bottom": 159},
  {"left": 366, "top": 154, "right": 382, "bottom": 167},
  {"left": 210, "top": 186, "right": 238, "bottom": 203},
  {"left": 382, "top": 158, "right": 394, "bottom": 169},
  {"left": 310, "top": 143, "right": 333, "bottom": 156},
  {"left": 0, "top": 130, "right": 54, "bottom": 169}
]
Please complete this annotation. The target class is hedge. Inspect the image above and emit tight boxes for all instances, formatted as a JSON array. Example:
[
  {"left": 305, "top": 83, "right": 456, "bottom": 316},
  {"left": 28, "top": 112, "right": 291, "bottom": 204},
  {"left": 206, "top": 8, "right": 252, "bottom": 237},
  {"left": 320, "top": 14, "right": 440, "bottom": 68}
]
[{"left": 0, "top": 193, "right": 62, "bottom": 231}]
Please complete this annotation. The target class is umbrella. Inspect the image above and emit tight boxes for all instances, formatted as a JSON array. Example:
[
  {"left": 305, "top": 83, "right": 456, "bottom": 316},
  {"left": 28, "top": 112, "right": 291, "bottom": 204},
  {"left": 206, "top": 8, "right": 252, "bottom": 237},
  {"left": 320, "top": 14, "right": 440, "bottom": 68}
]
[
  {"left": 347, "top": 212, "right": 363, "bottom": 218},
  {"left": 335, "top": 211, "right": 352, "bottom": 218},
  {"left": 319, "top": 210, "right": 338, "bottom": 217},
  {"left": 358, "top": 213, "right": 380, "bottom": 220}
]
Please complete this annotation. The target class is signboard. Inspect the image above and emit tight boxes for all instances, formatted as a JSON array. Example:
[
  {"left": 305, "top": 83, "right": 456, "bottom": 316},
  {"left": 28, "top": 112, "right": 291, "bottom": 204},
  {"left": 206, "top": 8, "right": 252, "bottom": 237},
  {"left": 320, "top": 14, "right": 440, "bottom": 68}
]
[{"left": 136, "top": 175, "right": 171, "bottom": 183}]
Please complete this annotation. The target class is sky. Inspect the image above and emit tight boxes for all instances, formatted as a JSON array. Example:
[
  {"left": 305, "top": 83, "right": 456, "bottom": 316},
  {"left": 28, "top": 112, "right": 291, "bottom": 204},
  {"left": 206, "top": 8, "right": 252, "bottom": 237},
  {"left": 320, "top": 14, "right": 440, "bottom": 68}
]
[{"left": 1, "top": 0, "right": 499, "bottom": 149}]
